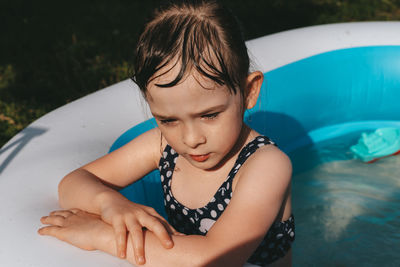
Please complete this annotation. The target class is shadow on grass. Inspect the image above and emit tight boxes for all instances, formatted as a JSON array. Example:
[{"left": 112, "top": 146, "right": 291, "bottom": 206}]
[{"left": 1, "top": 0, "right": 399, "bottom": 147}]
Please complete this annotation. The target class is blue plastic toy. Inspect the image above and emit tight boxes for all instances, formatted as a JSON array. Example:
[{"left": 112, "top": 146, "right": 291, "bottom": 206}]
[{"left": 350, "top": 128, "right": 400, "bottom": 163}]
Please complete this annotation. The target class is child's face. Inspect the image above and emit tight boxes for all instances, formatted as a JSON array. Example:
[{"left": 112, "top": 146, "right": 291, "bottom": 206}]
[{"left": 146, "top": 67, "right": 245, "bottom": 170}]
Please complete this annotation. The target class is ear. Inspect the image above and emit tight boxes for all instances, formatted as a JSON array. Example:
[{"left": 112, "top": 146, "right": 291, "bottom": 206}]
[{"left": 244, "top": 71, "right": 263, "bottom": 110}]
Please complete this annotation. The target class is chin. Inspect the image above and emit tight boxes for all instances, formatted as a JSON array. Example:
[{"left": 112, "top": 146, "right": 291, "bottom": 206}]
[{"left": 198, "top": 157, "right": 226, "bottom": 171}]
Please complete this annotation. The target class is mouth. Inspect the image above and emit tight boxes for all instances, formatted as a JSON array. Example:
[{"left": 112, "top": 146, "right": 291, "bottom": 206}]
[{"left": 189, "top": 153, "right": 211, "bottom": 162}]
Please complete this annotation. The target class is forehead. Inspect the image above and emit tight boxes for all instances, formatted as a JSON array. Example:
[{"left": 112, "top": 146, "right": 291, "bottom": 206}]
[
  {"left": 146, "top": 65, "right": 235, "bottom": 115},
  {"left": 148, "top": 55, "right": 222, "bottom": 89}
]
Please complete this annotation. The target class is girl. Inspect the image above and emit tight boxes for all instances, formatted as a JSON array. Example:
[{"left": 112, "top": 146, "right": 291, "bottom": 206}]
[{"left": 38, "top": 0, "right": 295, "bottom": 266}]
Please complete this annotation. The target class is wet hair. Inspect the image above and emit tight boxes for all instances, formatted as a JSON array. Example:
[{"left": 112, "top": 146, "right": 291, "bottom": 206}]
[{"left": 131, "top": 0, "right": 249, "bottom": 97}]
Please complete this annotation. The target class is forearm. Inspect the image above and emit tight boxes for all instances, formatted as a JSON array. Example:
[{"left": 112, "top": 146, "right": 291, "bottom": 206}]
[
  {"left": 58, "top": 169, "right": 123, "bottom": 214},
  {"left": 94, "top": 222, "right": 209, "bottom": 267},
  {"left": 139, "top": 232, "right": 208, "bottom": 267},
  {"left": 94, "top": 222, "right": 247, "bottom": 267}
]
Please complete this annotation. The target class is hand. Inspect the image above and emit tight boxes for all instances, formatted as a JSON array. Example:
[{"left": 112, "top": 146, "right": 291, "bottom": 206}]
[
  {"left": 98, "top": 195, "right": 181, "bottom": 265},
  {"left": 38, "top": 209, "right": 108, "bottom": 251}
]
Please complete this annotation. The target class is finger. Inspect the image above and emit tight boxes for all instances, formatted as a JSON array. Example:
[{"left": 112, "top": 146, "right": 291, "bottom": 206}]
[
  {"left": 38, "top": 225, "right": 63, "bottom": 239},
  {"left": 112, "top": 221, "right": 127, "bottom": 259},
  {"left": 139, "top": 215, "right": 174, "bottom": 249},
  {"left": 69, "top": 208, "right": 80, "bottom": 214},
  {"left": 143, "top": 207, "right": 167, "bottom": 222},
  {"left": 142, "top": 208, "right": 180, "bottom": 236},
  {"left": 159, "top": 219, "right": 184, "bottom": 236},
  {"left": 49, "top": 210, "right": 74, "bottom": 218},
  {"left": 128, "top": 225, "right": 145, "bottom": 265},
  {"left": 40, "top": 215, "right": 66, "bottom": 227},
  {"left": 155, "top": 216, "right": 180, "bottom": 235}
]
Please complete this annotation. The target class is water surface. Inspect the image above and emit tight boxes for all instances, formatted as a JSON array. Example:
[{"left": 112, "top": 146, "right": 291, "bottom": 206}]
[{"left": 291, "top": 133, "right": 400, "bottom": 266}]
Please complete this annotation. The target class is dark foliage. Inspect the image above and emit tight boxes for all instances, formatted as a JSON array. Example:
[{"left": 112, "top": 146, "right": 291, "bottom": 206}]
[{"left": 1, "top": 0, "right": 399, "bottom": 146}]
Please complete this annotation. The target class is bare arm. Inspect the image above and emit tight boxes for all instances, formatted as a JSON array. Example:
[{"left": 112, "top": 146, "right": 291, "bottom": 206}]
[
  {"left": 58, "top": 168, "right": 119, "bottom": 214},
  {"left": 104, "top": 222, "right": 271, "bottom": 267},
  {"left": 58, "top": 128, "right": 162, "bottom": 212},
  {"left": 100, "top": 224, "right": 268, "bottom": 267},
  {"left": 41, "top": 145, "right": 292, "bottom": 266},
  {"left": 39, "top": 210, "right": 247, "bottom": 267},
  {"left": 98, "top": 224, "right": 209, "bottom": 266},
  {"left": 56, "top": 128, "right": 179, "bottom": 262}
]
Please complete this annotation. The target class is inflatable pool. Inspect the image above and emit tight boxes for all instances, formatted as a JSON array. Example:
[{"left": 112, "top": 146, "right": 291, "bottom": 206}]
[{"left": 1, "top": 22, "right": 399, "bottom": 266}]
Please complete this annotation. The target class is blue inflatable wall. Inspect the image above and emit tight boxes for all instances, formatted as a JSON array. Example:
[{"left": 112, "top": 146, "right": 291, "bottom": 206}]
[{"left": 109, "top": 46, "right": 400, "bottom": 217}]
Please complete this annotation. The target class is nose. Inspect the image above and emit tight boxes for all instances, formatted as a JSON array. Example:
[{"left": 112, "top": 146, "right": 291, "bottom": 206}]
[{"left": 182, "top": 123, "right": 206, "bottom": 148}]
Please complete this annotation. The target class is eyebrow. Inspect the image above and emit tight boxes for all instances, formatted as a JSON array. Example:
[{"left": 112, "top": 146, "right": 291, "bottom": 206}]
[{"left": 152, "top": 104, "right": 226, "bottom": 120}]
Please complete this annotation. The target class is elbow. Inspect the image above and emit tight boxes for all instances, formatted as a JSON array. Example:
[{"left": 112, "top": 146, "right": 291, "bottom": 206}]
[
  {"left": 57, "top": 169, "right": 81, "bottom": 208},
  {"left": 57, "top": 172, "right": 71, "bottom": 208}
]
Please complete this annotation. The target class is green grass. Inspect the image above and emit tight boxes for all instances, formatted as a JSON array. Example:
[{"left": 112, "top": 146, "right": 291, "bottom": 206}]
[{"left": 1, "top": 0, "right": 400, "bottom": 147}]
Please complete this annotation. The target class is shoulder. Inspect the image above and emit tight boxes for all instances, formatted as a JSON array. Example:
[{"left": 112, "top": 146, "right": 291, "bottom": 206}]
[
  {"left": 240, "top": 143, "right": 292, "bottom": 184},
  {"left": 252, "top": 143, "right": 291, "bottom": 176},
  {"left": 232, "top": 143, "right": 292, "bottom": 207}
]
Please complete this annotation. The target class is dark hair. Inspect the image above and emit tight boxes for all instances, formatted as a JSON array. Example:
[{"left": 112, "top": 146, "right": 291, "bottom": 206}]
[{"left": 131, "top": 0, "right": 249, "bottom": 97}]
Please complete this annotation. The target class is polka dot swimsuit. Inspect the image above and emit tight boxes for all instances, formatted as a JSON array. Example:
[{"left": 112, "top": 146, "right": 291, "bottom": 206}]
[{"left": 159, "top": 136, "right": 295, "bottom": 265}]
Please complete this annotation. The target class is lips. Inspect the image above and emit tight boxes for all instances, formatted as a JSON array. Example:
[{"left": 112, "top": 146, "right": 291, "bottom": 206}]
[{"left": 189, "top": 153, "right": 210, "bottom": 162}]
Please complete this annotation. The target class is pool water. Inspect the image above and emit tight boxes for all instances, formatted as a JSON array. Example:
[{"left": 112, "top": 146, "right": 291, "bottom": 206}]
[{"left": 290, "top": 132, "right": 400, "bottom": 266}]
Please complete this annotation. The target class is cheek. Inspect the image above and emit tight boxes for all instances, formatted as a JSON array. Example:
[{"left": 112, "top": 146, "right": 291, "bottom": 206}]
[
  {"left": 158, "top": 126, "right": 184, "bottom": 151},
  {"left": 158, "top": 126, "right": 177, "bottom": 140},
  {"left": 213, "top": 112, "right": 243, "bottom": 143}
]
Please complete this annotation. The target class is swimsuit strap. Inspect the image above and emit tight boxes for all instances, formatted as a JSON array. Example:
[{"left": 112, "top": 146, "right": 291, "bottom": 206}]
[
  {"left": 158, "top": 136, "right": 294, "bottom": 265},
  {"left": 159, "top": 136, "right": 275, "bottom": 233}
]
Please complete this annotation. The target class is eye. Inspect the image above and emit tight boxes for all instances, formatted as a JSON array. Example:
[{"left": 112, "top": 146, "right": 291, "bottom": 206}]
[
  {"left": 159, "top": 118, "right": 176, "bottom": 125},
  {"left": 202, "top": 112, "right": 219, "bottom": 120}
]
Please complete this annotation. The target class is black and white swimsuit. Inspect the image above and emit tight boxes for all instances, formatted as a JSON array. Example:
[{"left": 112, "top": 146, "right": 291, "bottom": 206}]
[{"left": 159, "top": 136, "right": 295, "bottom": 265}]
